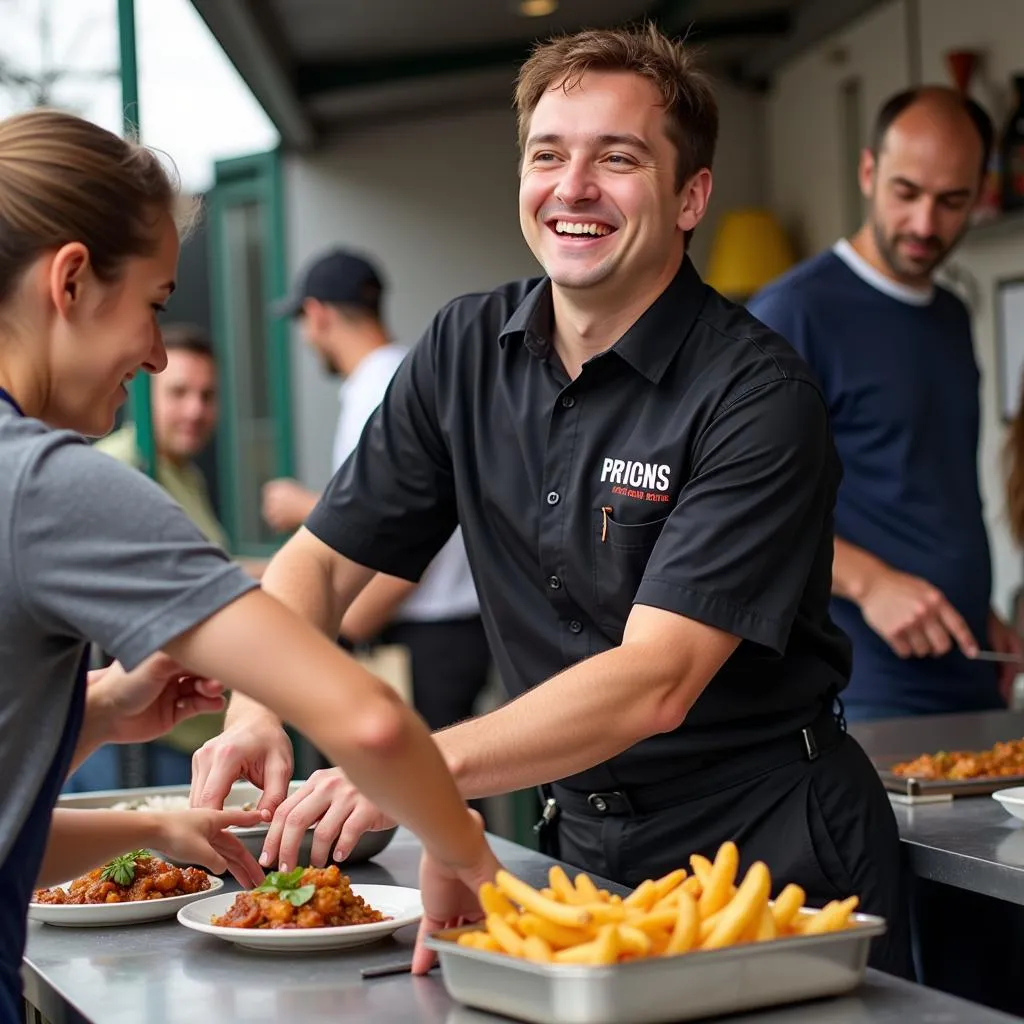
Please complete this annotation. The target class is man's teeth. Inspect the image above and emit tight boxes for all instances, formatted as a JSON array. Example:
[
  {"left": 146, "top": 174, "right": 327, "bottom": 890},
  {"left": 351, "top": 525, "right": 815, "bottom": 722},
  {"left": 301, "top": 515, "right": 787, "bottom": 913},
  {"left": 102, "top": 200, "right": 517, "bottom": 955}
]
[{"left": 554, "top": 221, "right": 612, "bottom": 237}]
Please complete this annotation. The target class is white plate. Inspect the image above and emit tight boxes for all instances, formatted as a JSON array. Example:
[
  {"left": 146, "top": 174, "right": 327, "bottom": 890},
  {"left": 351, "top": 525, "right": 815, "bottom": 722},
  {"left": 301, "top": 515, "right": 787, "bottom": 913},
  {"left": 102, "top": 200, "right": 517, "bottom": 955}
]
[
  {"left": 993, "top": 786, "right": 1024, "bottom": 822},
  {"left": 176, "top": 883, "right": 423, "bottom": 952},
  {"left": 29, "top": 875, "right": 224, "bottom": 927}
]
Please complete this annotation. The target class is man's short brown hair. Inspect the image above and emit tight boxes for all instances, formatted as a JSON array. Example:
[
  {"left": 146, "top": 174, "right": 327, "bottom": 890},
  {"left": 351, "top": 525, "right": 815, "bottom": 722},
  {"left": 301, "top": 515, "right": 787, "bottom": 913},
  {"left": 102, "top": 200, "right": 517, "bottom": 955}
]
[
  {"left": 513, "top": 22, "right": 719, "bottom": 192},
  {"left": 161, "top": 323, "right": 216, "bottom": 362}
]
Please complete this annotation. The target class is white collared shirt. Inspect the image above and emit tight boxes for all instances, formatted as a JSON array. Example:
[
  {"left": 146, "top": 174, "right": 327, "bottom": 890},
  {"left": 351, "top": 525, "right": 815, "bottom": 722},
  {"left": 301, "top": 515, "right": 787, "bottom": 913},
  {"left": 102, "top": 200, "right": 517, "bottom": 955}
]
[{"left": 333, "top": 344, "right": 480, "bottom": 622}]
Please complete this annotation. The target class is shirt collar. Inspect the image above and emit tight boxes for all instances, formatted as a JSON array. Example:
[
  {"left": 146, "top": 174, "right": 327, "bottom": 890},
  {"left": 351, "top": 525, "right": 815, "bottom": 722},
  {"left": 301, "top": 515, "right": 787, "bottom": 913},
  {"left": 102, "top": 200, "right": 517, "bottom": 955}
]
[
  {"left": 832, "top": 239, "right": 934, "bottom": 306},
  {"left": 497, "top": 257, "right": 708, "bottom": 384}
]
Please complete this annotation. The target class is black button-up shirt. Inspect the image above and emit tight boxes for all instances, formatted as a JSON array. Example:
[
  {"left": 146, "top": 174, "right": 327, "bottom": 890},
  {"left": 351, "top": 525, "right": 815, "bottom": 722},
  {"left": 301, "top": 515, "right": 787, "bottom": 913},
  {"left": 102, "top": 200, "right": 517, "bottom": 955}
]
[{"left": 307, "top": 258, "right": 851, "bottom": 790}]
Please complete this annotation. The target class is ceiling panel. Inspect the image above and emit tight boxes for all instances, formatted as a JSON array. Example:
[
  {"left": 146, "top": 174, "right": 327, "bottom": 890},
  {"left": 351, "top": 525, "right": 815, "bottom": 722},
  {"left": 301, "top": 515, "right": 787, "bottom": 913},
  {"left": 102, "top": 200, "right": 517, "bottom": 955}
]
[
  {"left": 271, "top": 0, "right": 655, "bottom": 63},
  {"left": 191, "top": 0, "right": 886, "bottom": 145}
]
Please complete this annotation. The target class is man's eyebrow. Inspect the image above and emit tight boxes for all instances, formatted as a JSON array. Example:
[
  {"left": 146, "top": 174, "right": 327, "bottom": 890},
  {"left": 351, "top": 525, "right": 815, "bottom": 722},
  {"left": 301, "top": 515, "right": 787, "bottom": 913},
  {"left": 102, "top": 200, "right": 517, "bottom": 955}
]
[
  {"left": 595, "top": 133, "right": 653, "bottom": 155},
  {"left": 889, "top": 175, "right": 972, "bottom": 200},
  {"left": 525, "top": 132, "right": 654, "bottom": 156}
]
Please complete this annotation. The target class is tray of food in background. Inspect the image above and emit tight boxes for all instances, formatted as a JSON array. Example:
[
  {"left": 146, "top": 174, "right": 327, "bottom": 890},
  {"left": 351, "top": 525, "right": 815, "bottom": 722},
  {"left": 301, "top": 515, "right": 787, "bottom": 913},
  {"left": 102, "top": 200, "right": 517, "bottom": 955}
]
[
  {"left": 425, "top": 842, "right": 883, "bottom": 1024},
  {"left": 177, "top": 864, "right": 422, "bottom": 951},
  {"left": 30, "top": 850, "right": 223, "bottom": 926},
  {"left": 57, "top": 781, "right": 397, "bottom": 867},
  {"left": 873, "top": 737, "right": 1024, "bottom": 801}
]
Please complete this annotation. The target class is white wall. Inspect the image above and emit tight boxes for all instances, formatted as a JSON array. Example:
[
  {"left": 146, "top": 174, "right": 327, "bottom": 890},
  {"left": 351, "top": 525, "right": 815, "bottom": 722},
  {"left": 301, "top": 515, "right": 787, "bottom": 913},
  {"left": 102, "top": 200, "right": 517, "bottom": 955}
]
[
  {"left": 283, "top": 106, "right": 538, "bottom": 489},
  {"left": 283, "top": 82, "right": 766, "bottom": 489},
  {"left": 765, "top": 0, "right": 1024, "bottom": 615},
  {"left": 768, "top": 0, "right": 909, "bottom": 257}
]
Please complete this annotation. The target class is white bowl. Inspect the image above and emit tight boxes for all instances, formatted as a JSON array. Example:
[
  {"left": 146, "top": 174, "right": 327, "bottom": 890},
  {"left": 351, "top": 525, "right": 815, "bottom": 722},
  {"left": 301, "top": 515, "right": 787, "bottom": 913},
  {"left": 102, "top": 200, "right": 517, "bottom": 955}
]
[
  {"left": 992, "top": 786, "right": 1024, "bottom": 822},
  {"left": 176, "top": 883, "right": 422, "bottom": 952},
  {"left": 29, "top": 875, "right": 224, "bottom": 927}
]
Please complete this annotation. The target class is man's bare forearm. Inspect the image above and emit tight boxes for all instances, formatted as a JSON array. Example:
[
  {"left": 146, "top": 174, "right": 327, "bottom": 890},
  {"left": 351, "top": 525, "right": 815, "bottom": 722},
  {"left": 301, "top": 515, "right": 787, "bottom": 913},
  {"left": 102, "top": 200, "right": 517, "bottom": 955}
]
[
  {"left": 340, "top": 574, "right": 418, "bottom": 644},
  {"left": 832, "top": 537, "right": 888, "bottom": 604},
  {"left": 261, "top": 528, "right": 353, "bottom": 634},
  {"left": 435, "top": 608, "right": 738, "bottom": 798}
]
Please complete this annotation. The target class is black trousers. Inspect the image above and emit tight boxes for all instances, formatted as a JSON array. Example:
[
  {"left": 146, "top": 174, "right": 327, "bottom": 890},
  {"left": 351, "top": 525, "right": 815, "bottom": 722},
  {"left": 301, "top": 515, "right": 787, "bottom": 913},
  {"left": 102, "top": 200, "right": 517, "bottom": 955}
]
[
  {"left": 376, "top": 616, "right": 493, "bottom": 731},
  {"left": 549, "top": 733, "right": 912, "bottom": 979}
]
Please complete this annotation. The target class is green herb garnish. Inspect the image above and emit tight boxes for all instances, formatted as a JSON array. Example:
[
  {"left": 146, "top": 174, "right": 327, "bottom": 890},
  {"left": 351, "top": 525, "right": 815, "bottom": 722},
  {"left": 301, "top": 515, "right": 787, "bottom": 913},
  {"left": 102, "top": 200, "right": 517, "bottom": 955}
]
[
  {"left": 254, "top": 867, "right": 315, "bottom": 907},
  {"left": 100, "top": 849, "right": 150, "bottom": 887}
]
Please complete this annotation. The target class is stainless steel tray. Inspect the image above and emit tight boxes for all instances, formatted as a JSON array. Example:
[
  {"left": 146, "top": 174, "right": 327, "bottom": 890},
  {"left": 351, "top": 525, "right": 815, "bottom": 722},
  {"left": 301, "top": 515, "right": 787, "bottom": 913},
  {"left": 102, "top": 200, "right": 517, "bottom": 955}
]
[
  {"left": 874, "top": 763, "right": 1024, "bottom": 800},
  {"left": 425, "top": 911, "right": 887, "bottom": 1024},
  {"left": 57, "top": 782, "right": 396, "bottom": 868}
]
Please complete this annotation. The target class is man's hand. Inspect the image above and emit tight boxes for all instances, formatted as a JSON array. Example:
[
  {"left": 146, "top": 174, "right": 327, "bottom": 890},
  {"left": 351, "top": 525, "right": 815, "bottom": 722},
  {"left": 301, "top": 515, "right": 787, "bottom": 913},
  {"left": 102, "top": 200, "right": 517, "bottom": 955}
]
[
  {"left": 988, "top": 609, "right": 1023, "bottom": 704},
  {"left": 190, "top": 719, "right": 295, "bottom": 816},
  {"left": 87, "top": 653, "right": 225, "bottom": 746},
  {"left": 859, "top": 567, "right": 978, "bottom": 659},
  {"left": 259, "top": 768, "right": 396, "bottom": 871},
  {"left": 261, "top": 478, "right": 318, "bottom": 534},
  {"left": 412, "top": 811, "right": 501, "bottom": 974}
]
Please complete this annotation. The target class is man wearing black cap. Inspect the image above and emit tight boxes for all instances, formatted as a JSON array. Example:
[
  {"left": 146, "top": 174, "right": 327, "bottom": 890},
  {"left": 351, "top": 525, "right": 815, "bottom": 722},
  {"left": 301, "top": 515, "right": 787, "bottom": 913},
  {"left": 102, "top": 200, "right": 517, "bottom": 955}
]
[
  {"left": 262, "top": 248, "right": 492, "bottom": 741},
  {"left": 261, "top": 249, "right": 395, "bottom": 532}
]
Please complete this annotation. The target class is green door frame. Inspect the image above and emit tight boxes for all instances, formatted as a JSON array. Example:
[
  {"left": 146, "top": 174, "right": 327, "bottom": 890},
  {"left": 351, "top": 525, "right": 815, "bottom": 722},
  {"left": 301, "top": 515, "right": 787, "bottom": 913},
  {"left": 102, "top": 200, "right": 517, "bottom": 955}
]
[
  {"left": 116, "top": 0, "right": 156, "bottom": 477},
  {"left": 207, "top": 149, "right": 293, "bottom": 556}
]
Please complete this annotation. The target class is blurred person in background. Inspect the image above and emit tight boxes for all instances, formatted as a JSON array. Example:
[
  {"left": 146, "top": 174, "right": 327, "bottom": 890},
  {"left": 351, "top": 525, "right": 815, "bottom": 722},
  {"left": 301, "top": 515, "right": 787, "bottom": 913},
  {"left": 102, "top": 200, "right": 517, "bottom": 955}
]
[
  {"left": 64, "top": 325, "right": 264, "bottom": 792},
  {"left": 261, "top": 249, "right": 492, "bottom": 737},
  {"left": 749, "top": 86, "right": 1021, "bottom": 722}
]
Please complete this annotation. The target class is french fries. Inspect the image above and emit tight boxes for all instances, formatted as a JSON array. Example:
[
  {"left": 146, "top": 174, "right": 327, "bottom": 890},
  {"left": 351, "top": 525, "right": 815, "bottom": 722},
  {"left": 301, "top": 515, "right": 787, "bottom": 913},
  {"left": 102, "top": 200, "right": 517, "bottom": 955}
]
[{"left": 459, "top": 842, "right": 861, "bottom": 966}]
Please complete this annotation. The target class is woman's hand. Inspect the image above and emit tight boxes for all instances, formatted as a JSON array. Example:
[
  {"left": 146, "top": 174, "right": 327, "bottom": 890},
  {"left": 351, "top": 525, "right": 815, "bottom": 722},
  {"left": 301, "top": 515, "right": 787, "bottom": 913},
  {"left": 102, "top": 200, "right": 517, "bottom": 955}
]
[
  {"left": 86, "top": 652, "right": 225, "bottom": 746},
  {"left": 153, "top": 808, "right": 267, "bottom": 889}
]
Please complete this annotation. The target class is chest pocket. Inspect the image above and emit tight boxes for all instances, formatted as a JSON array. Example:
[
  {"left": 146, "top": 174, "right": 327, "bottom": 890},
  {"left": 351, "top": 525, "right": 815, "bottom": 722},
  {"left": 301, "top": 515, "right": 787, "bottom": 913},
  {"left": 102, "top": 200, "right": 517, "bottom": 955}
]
[{"left": 592, "top": 507, "right": 670, "bottom": 643}]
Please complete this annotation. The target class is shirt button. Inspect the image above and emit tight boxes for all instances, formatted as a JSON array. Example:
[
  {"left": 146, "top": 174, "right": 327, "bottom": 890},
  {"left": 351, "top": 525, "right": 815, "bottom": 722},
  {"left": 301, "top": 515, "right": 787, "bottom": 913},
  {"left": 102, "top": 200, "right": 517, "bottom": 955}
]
[
  {"left": 547, "top": 575, "right": 562, "bottom": 590},
  {"left": 561, "top": 395, "right": 575, "bottom": 409},
  {"left": 569, "top": 620, "right": 583, "bottom": 634},
  {"left": 546, "top": 491, "right": 560, "bottom": 505}
]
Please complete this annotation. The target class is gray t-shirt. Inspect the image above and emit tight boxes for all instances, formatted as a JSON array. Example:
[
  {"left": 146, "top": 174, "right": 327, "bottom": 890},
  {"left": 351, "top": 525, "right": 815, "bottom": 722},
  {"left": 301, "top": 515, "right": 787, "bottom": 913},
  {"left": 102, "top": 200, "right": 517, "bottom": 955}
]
[{"left": 0, "top": 403, "right": 257, "bottom": 864}]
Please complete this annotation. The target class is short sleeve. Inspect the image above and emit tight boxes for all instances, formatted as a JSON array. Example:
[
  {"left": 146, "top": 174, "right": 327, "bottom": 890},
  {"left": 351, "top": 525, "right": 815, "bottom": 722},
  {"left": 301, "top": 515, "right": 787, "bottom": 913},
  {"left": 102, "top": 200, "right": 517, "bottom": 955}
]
[
  {"left": 11, "top": 433, "right": 257, "bottom": 670},
  {"left": 634, "top": 379, "right": 833, "bottom": 653},
  {"left": 306, "top": 323, "right": 457, "bottom": 581}
]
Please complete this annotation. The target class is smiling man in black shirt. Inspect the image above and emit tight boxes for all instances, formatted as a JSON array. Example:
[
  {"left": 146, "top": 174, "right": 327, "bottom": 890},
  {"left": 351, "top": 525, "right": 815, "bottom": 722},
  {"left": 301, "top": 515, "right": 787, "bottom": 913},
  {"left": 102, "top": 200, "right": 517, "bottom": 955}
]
[{"left": 193, "top": 23, "right": 909, "bottom": 975}]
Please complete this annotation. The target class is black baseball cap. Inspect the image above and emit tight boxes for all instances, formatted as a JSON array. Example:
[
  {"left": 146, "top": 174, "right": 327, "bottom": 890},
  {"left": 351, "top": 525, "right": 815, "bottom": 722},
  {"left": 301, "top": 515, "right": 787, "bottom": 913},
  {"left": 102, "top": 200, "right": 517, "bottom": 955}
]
[{"left": 271, "top": 248, "right": 385, "bottom": 319}]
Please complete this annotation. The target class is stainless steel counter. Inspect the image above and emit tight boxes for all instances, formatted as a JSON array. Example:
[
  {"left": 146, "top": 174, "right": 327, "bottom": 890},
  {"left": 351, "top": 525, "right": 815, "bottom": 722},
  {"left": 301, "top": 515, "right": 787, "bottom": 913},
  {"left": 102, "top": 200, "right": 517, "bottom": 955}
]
[
  {"left": 23, "top": 830, "right": 1018, "bottom": 1024},
  {"left": 851, "top": 709, "right": 1024, "bottom": 904}
]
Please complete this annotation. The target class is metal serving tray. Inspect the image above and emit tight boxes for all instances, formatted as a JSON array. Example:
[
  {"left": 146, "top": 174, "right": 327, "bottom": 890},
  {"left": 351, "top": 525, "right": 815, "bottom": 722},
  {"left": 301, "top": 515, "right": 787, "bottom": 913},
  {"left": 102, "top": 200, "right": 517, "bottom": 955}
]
[
  {"left": 425, "top": 911, "right": 887, "bottom": 1024},
  {"left": 57, "top": 782, "right": 396, "bottom": 867},
  {"left": 852, "top": 711, "right": 1024, "bottom": 802},
  {"left": 874, "top": 763, "right": 1024, "bottom": 801}
]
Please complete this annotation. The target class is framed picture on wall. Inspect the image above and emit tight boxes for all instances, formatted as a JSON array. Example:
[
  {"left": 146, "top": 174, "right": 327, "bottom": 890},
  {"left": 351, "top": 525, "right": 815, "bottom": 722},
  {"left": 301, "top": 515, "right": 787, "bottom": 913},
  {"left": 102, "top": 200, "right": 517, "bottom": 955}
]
[{"left": 996, "top": 277, "right": 1024, "bottom": 423}]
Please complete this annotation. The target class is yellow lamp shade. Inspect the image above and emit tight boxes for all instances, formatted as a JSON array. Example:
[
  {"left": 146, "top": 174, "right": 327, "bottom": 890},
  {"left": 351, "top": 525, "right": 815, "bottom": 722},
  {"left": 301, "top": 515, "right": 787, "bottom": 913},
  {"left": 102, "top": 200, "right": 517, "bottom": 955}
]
[{"left": 705, "top": 209, "right": 795, "bottom": 299}]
